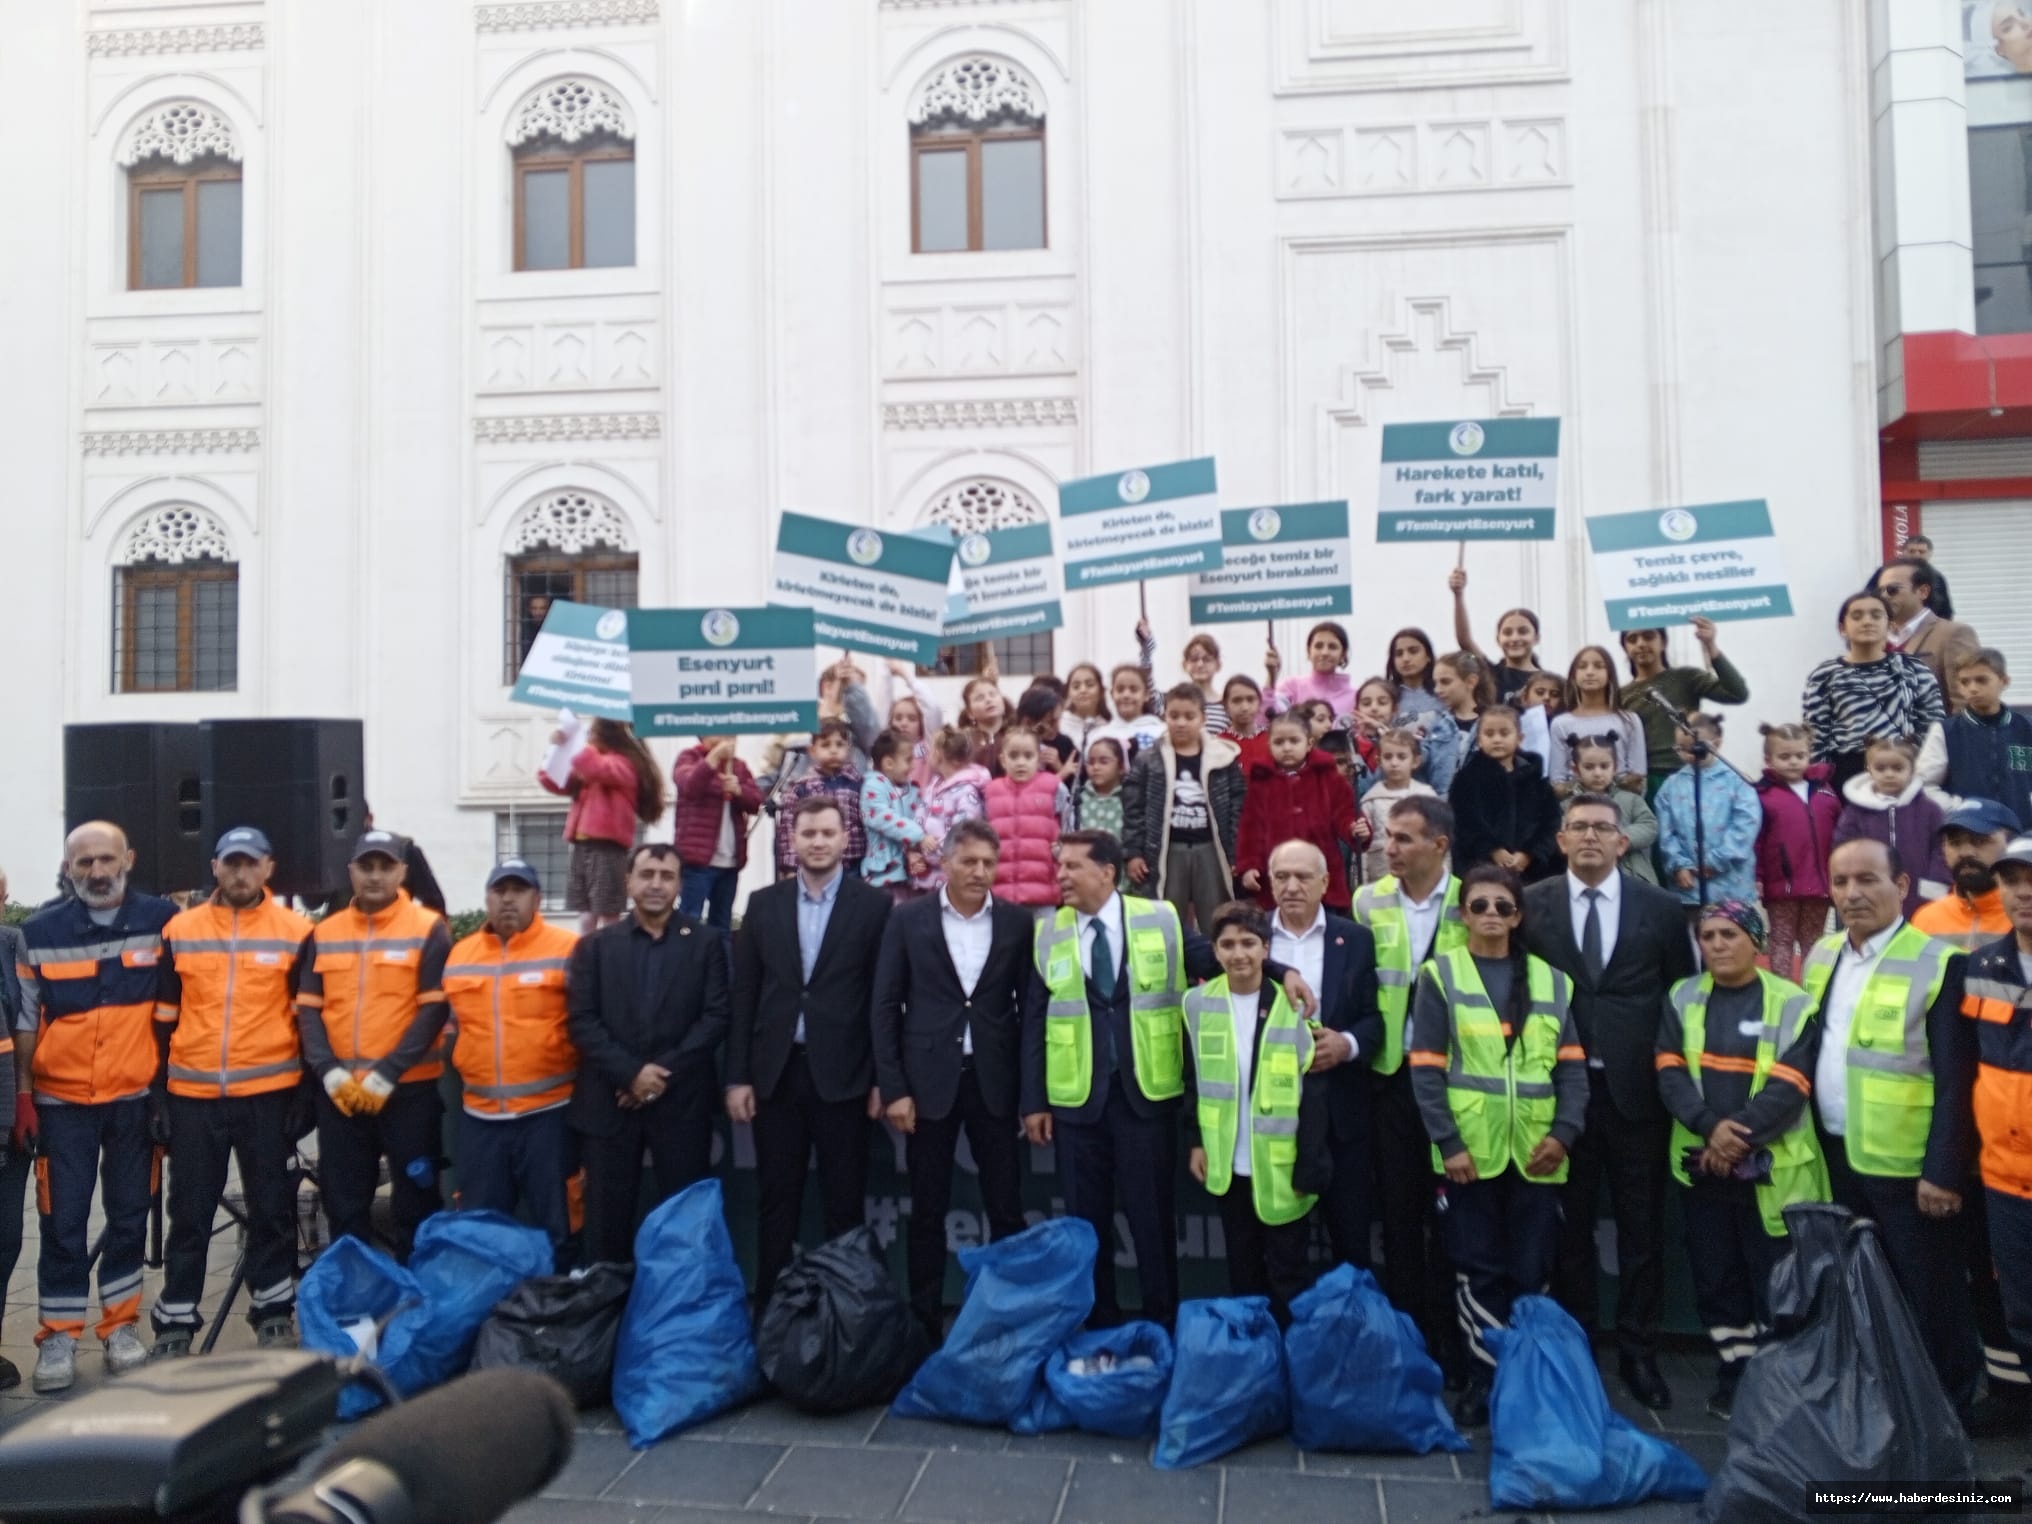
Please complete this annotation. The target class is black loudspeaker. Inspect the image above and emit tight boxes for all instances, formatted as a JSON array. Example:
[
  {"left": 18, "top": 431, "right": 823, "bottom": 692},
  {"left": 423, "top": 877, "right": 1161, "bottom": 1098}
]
[
  {"left": 62, "top": 723, "right": 209, "bottom": 896},
  {"left": 200, "top": 719, "right": 366, "bottom": 899}
]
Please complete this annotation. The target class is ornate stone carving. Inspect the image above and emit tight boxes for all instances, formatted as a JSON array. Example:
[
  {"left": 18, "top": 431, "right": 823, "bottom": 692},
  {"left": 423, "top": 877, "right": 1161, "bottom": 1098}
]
[
  {"left": 883, "top": 398, "right": 1076, "bottom": 429},
  {"left": 507, "top": 79, "right": 636, "bottom": 146},
  {"left": 87, "top": 24, "right": 264, "bottom": 57},
  {"left": 507, "top": 491, "right": 635, "bottom": 553},
  {"left": 474, "top": 413, "right": 662, "bottom": 443},
  {"left": 922, "top": 478, "right": 1045, "bottom": 534},
  {"left": 118, "top": 505, "right": 234, "bottom": 566},
  {"left": 909, "top": 56, "right": 1045, "bottom": 126},
  {"left": 82, "top": 429, "right": 260, "bottom": 456},
  {"left": 119, "top": 102, "right": 242, "bottom": 167},
  {"left": 475, "top": 0, "right": 658, "bottom": 31}
]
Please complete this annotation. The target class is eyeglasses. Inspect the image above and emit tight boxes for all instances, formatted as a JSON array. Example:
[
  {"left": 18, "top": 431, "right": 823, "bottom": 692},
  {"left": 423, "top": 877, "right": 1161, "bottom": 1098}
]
[
  {"left": 1562, "top": 821, "right": 1623, "bottom": 837},
  {"left": 1877, "top": 582, "right": 1910, "bottom": 597},
  {"left": 1466, "top": 897, "right": 1517, "bottom": 916}
]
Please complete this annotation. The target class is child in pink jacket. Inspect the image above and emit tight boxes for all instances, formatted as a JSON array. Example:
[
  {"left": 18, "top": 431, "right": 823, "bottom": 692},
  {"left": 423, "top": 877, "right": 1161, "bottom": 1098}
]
[
  {"left": 915, "top": 727, "right": 991, "bottom": 893},
  {"left": 1753, "top": 722, "right": 1840, "bottom": 980}
]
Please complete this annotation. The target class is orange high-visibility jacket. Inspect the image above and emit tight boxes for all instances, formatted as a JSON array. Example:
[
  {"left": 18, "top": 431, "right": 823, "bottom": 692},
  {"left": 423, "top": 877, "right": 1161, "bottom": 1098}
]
[
  {"left": 444, "top": 914, "right": 579, "bottom": 1118},
  {"left": 18, "top": 893, "right": 176, "bottom": 1105},
  {"left": 158, "top": 891, "right": 313, "bottom": 1100},
  {"left": 1962, "top": 931, "right": 2032, "bottom": 1198},
  {"left": 296, "top": 892, "right": 451, "bottom": 1084}
]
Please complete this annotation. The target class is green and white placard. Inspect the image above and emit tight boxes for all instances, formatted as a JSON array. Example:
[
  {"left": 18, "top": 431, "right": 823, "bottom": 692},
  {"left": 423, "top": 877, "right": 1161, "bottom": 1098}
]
[
  {"left": 942, "top": 523, "right": 1065, "bottom": 640},
  {"left": 1377, "top": 418, "right": 1559, "bottom": 541},
  {"left": 627, "top": 606, "right": 818, "bottom": 736},
  {"left": 1187, "top": 502, "right": 1352, "bottom": 623},
  {"left": 1585, "top": 500, "right": 1794, "bottom": 630},
  {"left": 1058, "top": 458, "right": 1223, "bottom": 588},
  {"left": 508, "top": 600, "right": 633, "bottom": 720},
  {"left": 771, "top": 512, "right": 955, "bottom": 665}
]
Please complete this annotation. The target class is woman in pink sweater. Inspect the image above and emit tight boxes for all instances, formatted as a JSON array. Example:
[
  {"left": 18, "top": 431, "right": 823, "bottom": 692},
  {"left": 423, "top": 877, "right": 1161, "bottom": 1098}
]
[
  {"left": 1262, "top": 620, "right": 1357, "bottom": 723},
  {"left": 537, "top": 718, "right": 666, "bottom": 932}
]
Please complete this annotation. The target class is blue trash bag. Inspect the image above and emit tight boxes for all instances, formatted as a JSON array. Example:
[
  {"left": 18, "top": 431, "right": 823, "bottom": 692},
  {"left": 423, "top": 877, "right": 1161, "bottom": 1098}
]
[
  {"left": 298, "top": 1236, "right": 430, "bottom": 1418},
  {"left": 1284, "top": 1264, "right": 1467, "bottom": 1455},
  {"left": 391, "top": 1210, "right": 554, "bottom": 1393},
  {"left": 1154, "top": 1297, "right": 1289, "bottom": 1469},
  {"left": 1008, "top": 1379, "right": 1074, "bottom": 1436},
  {"left": 612, "top": 1179, "right": 764, "bottom": 1448},
  {"left": 1042, "top": 1322, "right": 1173, "bottom": 1439},
  {"left": 1487, "top": 1296, "right": 1707, "bottom": 1510},
  {"left": 892, "top": 1216, "right": 1097, "bottom": 1426}
]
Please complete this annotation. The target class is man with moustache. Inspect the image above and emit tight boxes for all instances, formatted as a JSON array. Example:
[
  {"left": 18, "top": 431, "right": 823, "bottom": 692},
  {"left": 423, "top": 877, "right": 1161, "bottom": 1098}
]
[{"left": 1914, "top": 800, "right": 2020, "bottom": 951}]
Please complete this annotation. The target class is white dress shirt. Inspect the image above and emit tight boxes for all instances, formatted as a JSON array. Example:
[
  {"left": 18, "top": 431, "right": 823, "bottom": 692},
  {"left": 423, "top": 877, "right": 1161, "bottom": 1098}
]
[
  {"left": 1891, "top": 607, "right": 1934, "bottom": 650},
  {"left": 1271, "top": 906, "right": 1356, "bottom": 1061},
  {"left": 1812, "top": 920, "right": 1902, "bottom": 1136},
  {"left": 940, "top": 887, "right": 995, "bottom": 1054},
  {"left": 1400, "top": 876, "right": 1451, "bottom": 966},
  {"left": 1567, "top": 868, "right": 1623, "bottom": 968},
  {"left": 1076, "top": 892, "right": 1128, "bottom": 986},
  {"left": 1225, "top": 990, "right": 1259, "bottom": 1177}
]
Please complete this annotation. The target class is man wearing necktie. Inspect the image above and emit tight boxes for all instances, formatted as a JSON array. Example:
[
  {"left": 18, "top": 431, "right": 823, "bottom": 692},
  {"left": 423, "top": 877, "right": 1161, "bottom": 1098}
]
[
  {"left": 1523, "top": 792, "right": 1696, "bottom": 1411},
  {"left": 1021, "top": 830, "right": 1318, "bottom": 1329}
]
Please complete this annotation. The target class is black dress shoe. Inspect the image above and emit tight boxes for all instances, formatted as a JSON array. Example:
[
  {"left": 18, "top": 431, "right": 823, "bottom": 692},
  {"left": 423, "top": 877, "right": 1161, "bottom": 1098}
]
[
  {"left": 1452, "top": 1378, "right": 1490, "bottom": 1430},
  {"left": 0, "top": 1355, "right": 18, "bottom": 1393},
  {"left": 1705, "top": 1382, "right": 1734, "bottom": 1423},
  {"left": 1621, "top": 1352, "right": 1672, "bottom": 1411}
]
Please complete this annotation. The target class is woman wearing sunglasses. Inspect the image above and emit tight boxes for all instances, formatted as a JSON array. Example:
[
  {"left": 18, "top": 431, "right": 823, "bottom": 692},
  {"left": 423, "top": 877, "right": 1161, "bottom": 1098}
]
[{"left": 1406, "top": 862, "right": 1589, "bottom": 1431}]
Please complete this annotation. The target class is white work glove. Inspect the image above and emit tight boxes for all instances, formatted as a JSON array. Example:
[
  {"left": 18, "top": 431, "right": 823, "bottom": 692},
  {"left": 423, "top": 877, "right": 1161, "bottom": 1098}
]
[
  {"left": 360, "top": 1072, "right": 395, "bottom": 1102},
  {"left": 322, "top": 1069, "right": 351, "bottom": 1100}
]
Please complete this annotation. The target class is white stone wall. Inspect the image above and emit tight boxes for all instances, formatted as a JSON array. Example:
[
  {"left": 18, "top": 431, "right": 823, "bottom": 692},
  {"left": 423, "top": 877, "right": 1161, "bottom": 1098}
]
[{"left": 0, "top": 0, "right": 1883, "bottom": 910}]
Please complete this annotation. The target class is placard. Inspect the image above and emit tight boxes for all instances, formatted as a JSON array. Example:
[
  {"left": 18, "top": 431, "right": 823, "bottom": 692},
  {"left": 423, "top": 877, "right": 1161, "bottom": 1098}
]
[
  {"left": 1377, "top": 418, "right": 1559, "bottom": 541},
  {"left": 771, "top": 513, "right": 954, "bottom": 665},
  {"left": 942, "top": 523, "right": 1065, "bottom": 640},
  {"left": 1058, "top": 458, "right": 1223, "bottom": 588},
  {"left": 1187, "top": 502, "right": 1352, "bottom": 623},
  {"left": 507, "top": 600, "right": 634, "bottom": 721},
  {"left": 627, "top": 606, "right": 819, "bottom": 736},
  {"left": 1585, "top": 499, "right": 1795, "bottom": 630}
]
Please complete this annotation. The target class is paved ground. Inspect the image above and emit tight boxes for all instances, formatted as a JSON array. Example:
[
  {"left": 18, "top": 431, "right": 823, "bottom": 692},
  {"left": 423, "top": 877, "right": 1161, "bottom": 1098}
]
[{"left": 1, "top": 1189, "right": 2024, "bottom": 1524}]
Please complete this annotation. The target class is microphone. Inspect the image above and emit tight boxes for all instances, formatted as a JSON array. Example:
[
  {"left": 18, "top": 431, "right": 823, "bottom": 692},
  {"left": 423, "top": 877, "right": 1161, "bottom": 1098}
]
[{"left": 253, "top": 1369, "right": 575, "bottom": 1524}]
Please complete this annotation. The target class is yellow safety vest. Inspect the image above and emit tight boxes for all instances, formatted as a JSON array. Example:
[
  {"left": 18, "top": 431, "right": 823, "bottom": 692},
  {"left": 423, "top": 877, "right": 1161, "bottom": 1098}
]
[
  {"left": 1352, "top": 875, "right": 1466, "bottom": 1076},
  {"left": 1182, "top": 979, "right": 1317, "bottom": 1226},
  {"left": 1033, "top": 900, "right": 1187, "bottom": 1108},
  {"left": 1420, "top": 947, "right": 1573, "bottom": 1183}
]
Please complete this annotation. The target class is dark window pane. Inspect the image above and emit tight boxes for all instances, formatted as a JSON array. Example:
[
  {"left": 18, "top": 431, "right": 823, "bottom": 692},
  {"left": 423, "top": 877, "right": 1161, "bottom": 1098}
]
[
  {"left": 195, "top": 179, "right": 242, "bottom": 287},
  {"left": 583, "top": 158, "right": 635, "bottom": 268},
  {"left": 981, "top": 137, "right": 1045, "bottom": 251},
  {"left": 505, "top": 554, "right": 639, "bottom": 680},
  {"left": 497, "top": 811, "right": 573, "bottom": 912},
  {"left": 927, "top": 632, "right": 1054, "bottom": 678},
  {"left": 191, "top": 577, "right": 237, "bottom": 691},
  {"left": 133, "top": 584, "right": 179, "bottom": 689},
  {"left": 582, "top": 566, "right": 638, "bottom": 608},
  {"left": 521, "top": 169, "right": 571, "bottom": 270},
  {"left": 138, "top": 188, "right": 185, "bottom": 288},
  {"left": 1972, "top": 123, "right": 2032, "bottom": 333},
  {"left": 915, "top": 148, "right": 969, "bottom": 252}
]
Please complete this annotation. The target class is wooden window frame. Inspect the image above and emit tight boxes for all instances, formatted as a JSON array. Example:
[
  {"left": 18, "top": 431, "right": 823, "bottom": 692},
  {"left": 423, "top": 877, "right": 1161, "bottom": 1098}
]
[
  {"left": 504, "top": 550, "right": 639, "bottom": 682},
  {"left": 127, "top": 159, "right": 241, "bottom": 290},
  {"left": 910, "top": 125, "right": 1047, "bottom": 253},
  {"left": 115, "top": 560, "right": 238, "bottom": 692},
  {"left": 513, "top": 139, "right": 635, "bottom": 272}
]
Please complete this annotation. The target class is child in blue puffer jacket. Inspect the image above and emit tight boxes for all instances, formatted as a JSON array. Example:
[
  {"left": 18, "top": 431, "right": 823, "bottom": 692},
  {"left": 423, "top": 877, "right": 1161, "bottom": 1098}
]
[
  {"left": 861, "top": 730, "right": 931, "bottom": 899},
  {"left": 1654, "top": 711, "right": 1762, "bottom": 912}
]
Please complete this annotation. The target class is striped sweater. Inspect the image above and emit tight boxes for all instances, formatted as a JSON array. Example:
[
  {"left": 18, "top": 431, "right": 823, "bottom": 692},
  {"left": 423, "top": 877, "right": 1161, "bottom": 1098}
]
[{"left": 1800, "top": 652, "right": 1945, "bottom": 762}]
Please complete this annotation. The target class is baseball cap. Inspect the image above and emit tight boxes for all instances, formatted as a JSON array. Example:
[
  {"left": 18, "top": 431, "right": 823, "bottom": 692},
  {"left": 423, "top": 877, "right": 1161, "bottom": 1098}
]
[
  {"left": 1997, "top": 835, "right": 2032, "bottom": 873},
  {"left": 349, "top": 830, "right": 406, "bottom": 864},
  {"left": 213, "top": 826, "right": 273, "bottom": 861},
  {"left": 486, "top": 858, "right": 543, "bottom": 891},
  {"left": 1939, "top": 798, "right": 2022, "bottom": 839}
]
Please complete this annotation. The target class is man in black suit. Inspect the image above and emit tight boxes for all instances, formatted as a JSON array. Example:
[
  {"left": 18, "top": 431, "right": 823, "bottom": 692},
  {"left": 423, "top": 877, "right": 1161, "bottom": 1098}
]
[
  {"left": 870, "top": 818, "right": 1034, "bottom": 1338},
  {"left": 567, "top": 842, "right": 730, "bottom": 1265},
  {"left": 1265, "top": 840, "right": 1383, "bottom": 1265},
  {"left": 1524, "top": 792, "right": 1696, "bottom": 1410},
  {"left": 1021, "top": 830, "right": 1318, "bottom": 1330},
  {"left": 728, "top": 795, "right": 892, "bottom": 1299}
]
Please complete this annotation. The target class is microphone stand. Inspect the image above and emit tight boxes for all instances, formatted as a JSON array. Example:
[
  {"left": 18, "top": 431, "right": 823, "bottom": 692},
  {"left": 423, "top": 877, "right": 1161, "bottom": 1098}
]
[{"left": 1641, "top": 689, "right": 1751, "bottom": 911}]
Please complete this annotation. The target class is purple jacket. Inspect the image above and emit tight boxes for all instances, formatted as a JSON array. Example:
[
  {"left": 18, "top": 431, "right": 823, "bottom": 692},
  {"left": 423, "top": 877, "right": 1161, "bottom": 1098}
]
[
  {"left": 1753, "top": 765, "right": 1840, "bottom": 901},
  {"left": 1830, "top": 773, "right": 1951, "bottom": 917}
]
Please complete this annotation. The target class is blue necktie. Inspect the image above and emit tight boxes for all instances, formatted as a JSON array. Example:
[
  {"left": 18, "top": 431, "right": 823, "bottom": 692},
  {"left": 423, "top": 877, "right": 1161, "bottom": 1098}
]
[{"left": 1090, "top": 919, "right": 1117, "bottom": 1000}]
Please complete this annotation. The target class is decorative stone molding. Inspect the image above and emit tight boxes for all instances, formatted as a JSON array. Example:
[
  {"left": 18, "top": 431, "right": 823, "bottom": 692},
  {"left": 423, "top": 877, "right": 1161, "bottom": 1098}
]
[
  {"left": 475, "top": 0, "right": 658, "bottom": 32},
  {"left": 87, "top": 24, "right": 264, "bottom": 57},
  {"left": 922, "top": 478, "right": 1046, "bottom": 534},
  {"left": 82, "top": 428, "right": 260, "bottom": 457},
  {"left": 884, "top": 397, "right": 1076, "bottom": 430},
  {"left": 118, "top": 103, "right": 242, "bottom": 167},
  {"left": 117, "top": 505, "right": 234, "bottom": 566},
  {"left": 474, "top": 413, "right": 661, "bottom": 443},
  {"left": 507, "top": 79, "right": 636, "bottom": 146},
  {"left": 909, "top": 56, "right": 1045, "bottom": 126},
  {"left": 507, "top": 490, "right": 635, "bottom": 554}
]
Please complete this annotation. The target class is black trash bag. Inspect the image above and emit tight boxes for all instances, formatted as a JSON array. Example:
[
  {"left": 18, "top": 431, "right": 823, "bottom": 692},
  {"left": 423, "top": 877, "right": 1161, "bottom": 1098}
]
[
  {"left": 470, "top": 1262, "right": 635, "bottom": 1410},
  {"left": 1699, "top": 1203, "right": 1976, "bottom": 1524},
  {"left": 757, "top": 1227, "right": 926, "bottom": 1413}
]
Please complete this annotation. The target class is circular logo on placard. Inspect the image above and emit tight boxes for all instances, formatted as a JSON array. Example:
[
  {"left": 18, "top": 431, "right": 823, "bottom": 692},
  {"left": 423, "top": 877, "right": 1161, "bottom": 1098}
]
[
  {"left": 701, "top": 609, "right": 741, "bottom": 647},
  {"left": 1118, "top": 469, "right": 1151, "bottom": 504},
  {"left": 1658, "top": 509, "right": 1698, "bottom": 543},
  {"left": 1247, "top": 508, "right": 1282, "bottom": 542},
  {"left": 846, "top": 529, "right": 884, "bottom": 566},
  {"left": 1448, "top": 421, "right": 1485, "bottom": 457},
  {"left": 959, "top": 532, "right": 992, "bottom": 568},
  {"left": 595, "top": 610, "right": 626, "bottom": 642}
]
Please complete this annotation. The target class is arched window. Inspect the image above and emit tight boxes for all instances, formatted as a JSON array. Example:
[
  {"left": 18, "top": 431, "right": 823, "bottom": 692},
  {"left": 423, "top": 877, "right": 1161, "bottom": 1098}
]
[
  {"left": 922, "top": 478, "right": 1053, "bottom": 675},
  {"left": 112, "top": 506, "right": 238, "bottom": 692},
  {"left": 504, "top": 490, "right": 638, "bottom": 681},
  {"left": 119, "top": 103, "right": 243, "bottom": 290},
  {"left": 508, "top": 80, "right": 636, "bottom": 271},
  {"left": 909, "top": 57, "right": 1046, "bottom": 253}
]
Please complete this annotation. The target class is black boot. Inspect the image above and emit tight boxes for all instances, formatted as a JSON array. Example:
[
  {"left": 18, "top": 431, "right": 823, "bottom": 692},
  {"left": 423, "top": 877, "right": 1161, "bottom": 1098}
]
[
  {"left": 1452, "top": 1374, "right": 1491, "bottom": 1430},
  {"left": 1620, "top": 1350, "right": 1672, "bottom": 1411}
]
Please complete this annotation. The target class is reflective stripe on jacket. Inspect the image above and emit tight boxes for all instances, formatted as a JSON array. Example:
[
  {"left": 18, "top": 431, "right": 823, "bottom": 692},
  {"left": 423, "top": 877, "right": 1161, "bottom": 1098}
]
[
  {"left": 19, "top": 892, "right": 176, "bottom": 1105},
  {"left": 159, "top": 891, "right": 313, "bottom": 1099},
  {"left": 301, "top": 891, "right": 448, "bottom": 1082},
  {"left": 444, "top": 915, "right": 579, "bottom": 1118}
]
